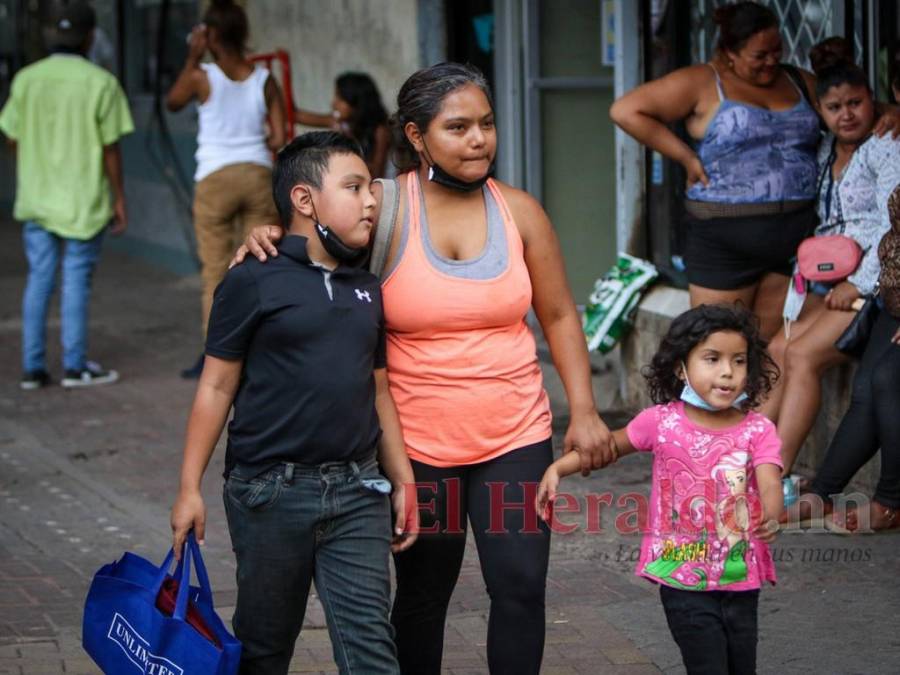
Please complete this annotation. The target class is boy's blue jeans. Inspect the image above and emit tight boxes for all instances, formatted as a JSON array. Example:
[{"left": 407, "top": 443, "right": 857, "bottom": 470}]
[
  {"left": 223, "top": 455, "right": 399, "bottom": 675},
  {"left": 22, "top": 221, "right": 104, "bottom": 372}
]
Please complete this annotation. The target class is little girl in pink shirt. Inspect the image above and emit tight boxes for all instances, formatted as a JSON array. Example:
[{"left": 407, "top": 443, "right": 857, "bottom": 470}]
[{"left": 538, "top": 304, "right": 784, "bottom": 675}]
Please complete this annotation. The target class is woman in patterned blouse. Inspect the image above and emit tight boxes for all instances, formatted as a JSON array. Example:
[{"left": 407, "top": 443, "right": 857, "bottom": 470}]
[{"left": 762, "top": 57, "right": 900, "bottom": 476}]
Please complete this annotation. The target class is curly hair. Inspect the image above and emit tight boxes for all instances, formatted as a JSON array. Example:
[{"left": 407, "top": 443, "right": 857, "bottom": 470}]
[{"left": 642, "top": 304, "right": 779, "bottom": 410}]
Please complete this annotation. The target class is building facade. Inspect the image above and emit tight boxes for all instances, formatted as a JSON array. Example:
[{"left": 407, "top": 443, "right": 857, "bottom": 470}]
[{"left": 1, "top": 1, "right": 896, "bottom": 297}]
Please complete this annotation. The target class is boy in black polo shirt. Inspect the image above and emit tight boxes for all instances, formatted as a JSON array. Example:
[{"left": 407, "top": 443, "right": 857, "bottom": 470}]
[{"left": 170, "top": 132, "right": 416, "bottom": 675}]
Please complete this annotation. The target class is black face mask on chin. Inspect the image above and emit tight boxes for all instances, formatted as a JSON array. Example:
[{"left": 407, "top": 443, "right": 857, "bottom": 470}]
[
  {"left": 421, "top": 139, "right": 494, "bottom": 193},
  {"left": 309, "top": 196, "right": 368, "bottom": 264}
]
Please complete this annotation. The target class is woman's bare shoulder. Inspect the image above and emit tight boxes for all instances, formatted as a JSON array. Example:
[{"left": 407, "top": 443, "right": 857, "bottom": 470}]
[
  {"left": 625, "top": 63, "right": 718, "bottom": 116},
  {"left": 493, "top": 181, "right": 545, "bottom": 220},
  {"left": 491, "top": 181, "right": 555, "bottom": 245},
  {"left": 657, "top": 63, "right": 718, "bottom": 89},
  {"left": 681, "top": 62, "right": 719, "bottom": 80}
]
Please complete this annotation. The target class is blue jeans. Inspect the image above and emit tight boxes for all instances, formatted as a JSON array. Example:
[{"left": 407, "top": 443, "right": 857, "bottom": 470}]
[
  {"left": 223, "top": 456, "right": 398, "bottom": 675},
  {"left": 21, "top": 221, "right": 104, "bottom": 372}
]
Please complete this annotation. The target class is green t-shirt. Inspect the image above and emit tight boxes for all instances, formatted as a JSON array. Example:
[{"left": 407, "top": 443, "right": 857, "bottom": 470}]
[{"left": 0, "top": 54, "right": 134, "bottom": 239}]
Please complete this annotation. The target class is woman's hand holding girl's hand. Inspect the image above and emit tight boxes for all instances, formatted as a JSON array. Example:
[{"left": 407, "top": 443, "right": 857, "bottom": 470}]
[
  {"left": 683, "top": 153, "right": 710, "bottom": 189},
  {"left": 535, "top": 467, "right": 560, "bottom": 523},
  {"left": 565, "top": 412, "right": 617, "bottom": 477},
  {"left": 229, "top": 225, "right": 285, "bottom": 268},
  {"left": 825, "top": 281, "right": 861, "bottom": 311}
]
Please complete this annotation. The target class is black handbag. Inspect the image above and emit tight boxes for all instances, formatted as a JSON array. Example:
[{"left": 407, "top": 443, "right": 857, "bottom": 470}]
[{"left": 834, "top": 293, "right": 880, "bottom": 357}]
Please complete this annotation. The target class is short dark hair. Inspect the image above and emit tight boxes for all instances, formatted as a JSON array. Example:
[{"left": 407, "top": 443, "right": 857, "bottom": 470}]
[
  {"left": 713, "top": 1, "right": 778, "bottom": 54},
  {"left": 642, "top": 304, "right": 779, "bottom": 411},
  {"left": 203, "top": 0, "right": 249, "bottom": 54},
  {"left": 272, "top": 131, "right": 364, "bottom": 228},
  {"left": 391, "top": 62, "right": 493, "bottom": 172}
]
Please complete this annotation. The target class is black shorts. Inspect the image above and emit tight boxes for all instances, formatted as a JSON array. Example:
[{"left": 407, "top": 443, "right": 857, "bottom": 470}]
[{"left": 684, "top": 206, "right": 817, "bottom": 290}]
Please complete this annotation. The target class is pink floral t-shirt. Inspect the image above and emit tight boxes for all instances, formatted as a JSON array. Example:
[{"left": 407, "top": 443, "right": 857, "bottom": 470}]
[{"left": 626, "top": 402, "right": 783, "bottom": 592}]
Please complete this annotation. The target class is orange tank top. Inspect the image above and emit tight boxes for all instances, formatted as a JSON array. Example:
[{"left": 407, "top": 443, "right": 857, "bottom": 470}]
[{"left": 382, "top": 171, "right": 552, "bottom": 467}]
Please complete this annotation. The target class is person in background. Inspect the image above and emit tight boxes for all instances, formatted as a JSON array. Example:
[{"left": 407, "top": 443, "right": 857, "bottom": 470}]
[
  {"left": 166, "top": 0, "right": 285, "bottom": 379},
  {"left": 0, "top": 0, "right": 133, "bottom": 390},
  {"left": 610, "top": 2, "right": 899, "bottom": 339},
  {"left": 610, "top": 2, "right": 820, "bottom": 339},
  {"left": 793, "top": 187, "right": 900, "bottom": 534},
  {"left": 295, "top": 72, "right": 391, "bottom": 178},
  {"left": 761, "top": 56, "right": 900, "bottom": 477}
]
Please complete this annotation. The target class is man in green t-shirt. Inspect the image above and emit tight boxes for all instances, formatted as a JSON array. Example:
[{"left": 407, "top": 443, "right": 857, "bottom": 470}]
[{"left": 0, "top": 1, "right": 134, "bottom": 390}]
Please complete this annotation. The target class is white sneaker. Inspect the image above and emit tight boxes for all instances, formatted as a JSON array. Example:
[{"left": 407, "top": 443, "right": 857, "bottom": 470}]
[{"left": 61, "top": 361, "right": 119, "bottom": 388}]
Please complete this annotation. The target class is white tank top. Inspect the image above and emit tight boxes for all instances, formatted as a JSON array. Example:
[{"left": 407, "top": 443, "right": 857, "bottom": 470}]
[{"left": 194, "top": 63, "right": 272, "bottom": 181}]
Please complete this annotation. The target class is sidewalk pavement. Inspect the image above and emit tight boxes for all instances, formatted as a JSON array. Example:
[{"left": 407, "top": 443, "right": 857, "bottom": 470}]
[{"left": 0, "top": 218, "right": 898, "bottom": 674}]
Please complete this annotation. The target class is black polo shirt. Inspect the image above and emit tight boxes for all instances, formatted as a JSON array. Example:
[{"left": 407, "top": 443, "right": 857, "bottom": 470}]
[{"left": 205, "top": 235, "right": 386, "bottom": 477}]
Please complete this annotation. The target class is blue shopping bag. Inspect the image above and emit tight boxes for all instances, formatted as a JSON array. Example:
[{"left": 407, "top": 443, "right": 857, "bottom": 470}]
[{"left": 83, "top": 533, "right": 240, "bottom": 674}]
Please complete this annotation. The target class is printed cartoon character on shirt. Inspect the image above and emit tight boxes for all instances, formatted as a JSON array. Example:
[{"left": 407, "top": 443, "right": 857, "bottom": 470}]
[
  {"left": 711, "top": 450, "right": 753, "bottom": 587},
  {"left": 643, "top": 447, "right": 753, "bottom": 590}
]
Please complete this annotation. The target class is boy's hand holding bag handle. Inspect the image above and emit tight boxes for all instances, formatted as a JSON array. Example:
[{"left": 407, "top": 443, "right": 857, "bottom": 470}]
[{"left": 83, "top": 532, "right": 241, "bottom": 674}]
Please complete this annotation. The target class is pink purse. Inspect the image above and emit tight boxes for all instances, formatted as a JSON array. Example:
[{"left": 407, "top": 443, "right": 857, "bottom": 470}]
[{"left": 796, "top": 234, "right": 862, "bottom": 283}]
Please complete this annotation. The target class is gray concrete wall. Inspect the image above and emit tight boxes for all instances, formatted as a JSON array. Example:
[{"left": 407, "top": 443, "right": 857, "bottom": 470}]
[
  {"left": 110, "top": 96, "right": 200, "bottom": 275},
  {"left": 245, "top": 0, "right": 421, "bottom": 125},
  {"left": 620, "top": 287, "right": 881, "bottom": 493}
]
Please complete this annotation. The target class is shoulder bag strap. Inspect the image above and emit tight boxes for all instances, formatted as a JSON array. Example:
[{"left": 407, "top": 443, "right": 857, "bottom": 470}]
[
  {"left": 368, "top": 178, "right": 399, "bottom": 279},
  {"left": 782, "top": 63, "right": 814, "bottom": 108}
]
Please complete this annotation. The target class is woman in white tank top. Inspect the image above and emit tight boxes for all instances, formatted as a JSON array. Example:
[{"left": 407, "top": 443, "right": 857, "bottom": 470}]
[{"left": 165, "top": 0, "right": 285, "bottom": 378}]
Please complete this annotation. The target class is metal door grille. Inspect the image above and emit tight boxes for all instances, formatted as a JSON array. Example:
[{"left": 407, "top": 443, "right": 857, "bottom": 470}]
[{"left": 689, "top": 0, "right": 857, "bottom": 69}]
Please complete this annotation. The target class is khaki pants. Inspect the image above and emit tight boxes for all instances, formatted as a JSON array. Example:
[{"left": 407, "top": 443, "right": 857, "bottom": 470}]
[{"left": 193, "top": 163, "right": 278, "bottom": 334}]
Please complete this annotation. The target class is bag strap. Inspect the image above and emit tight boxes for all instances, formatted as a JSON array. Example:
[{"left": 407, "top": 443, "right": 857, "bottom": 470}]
[
  {"left": 186, "top": 532, "right": 214, "bottom": 605},
  {"left": 153, "top": 532, "right": 215, "bottom": 615},
  {"left": 782, "top": 63, "right": 814, "bottom": 108},
  {"left": 174, "top": 536, "right": 192, "bottom": 620},
  {"left": 152, "top": 548, "right": 177, "bottom": 596},
  {"left": 369, "top": 178, "right": 399, "bottom": 279}
]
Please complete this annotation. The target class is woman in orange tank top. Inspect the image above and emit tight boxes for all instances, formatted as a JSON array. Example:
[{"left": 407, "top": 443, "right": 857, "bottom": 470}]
[
  {"left": 237, "top": 63, "right": 616, "bottom": 675},
  {"left": 384, "top": 63, "right": 616, "bottom": 675}
]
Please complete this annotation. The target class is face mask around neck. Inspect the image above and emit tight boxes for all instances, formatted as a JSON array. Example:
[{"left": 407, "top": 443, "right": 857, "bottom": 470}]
[
  {"left": 679, "top": 362, "right": 749, "bottom": 412},
  {"left": 420, "top": 138, "right": 493, "bottom": 192},
  {"left": 309, "top": 195, "right": 367, "bottom": 264}
]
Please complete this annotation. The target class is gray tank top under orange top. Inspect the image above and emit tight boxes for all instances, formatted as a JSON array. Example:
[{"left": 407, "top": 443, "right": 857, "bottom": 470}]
[{"left": 385, "top": 181, "right": 508, "bottom": 280}]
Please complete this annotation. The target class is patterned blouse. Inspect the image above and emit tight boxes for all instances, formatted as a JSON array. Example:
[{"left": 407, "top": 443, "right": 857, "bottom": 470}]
[
  {"left": 686, "top": 66, "right": 821, "bottom": 204},
  {"left": 815, "top": 133, "right": 900, "bottom": 296}
]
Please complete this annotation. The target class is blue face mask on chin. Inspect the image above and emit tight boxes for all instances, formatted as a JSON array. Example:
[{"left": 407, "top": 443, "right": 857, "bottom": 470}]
[{"left": 679, "top": 362, "right": 749, "bottom": 412}]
